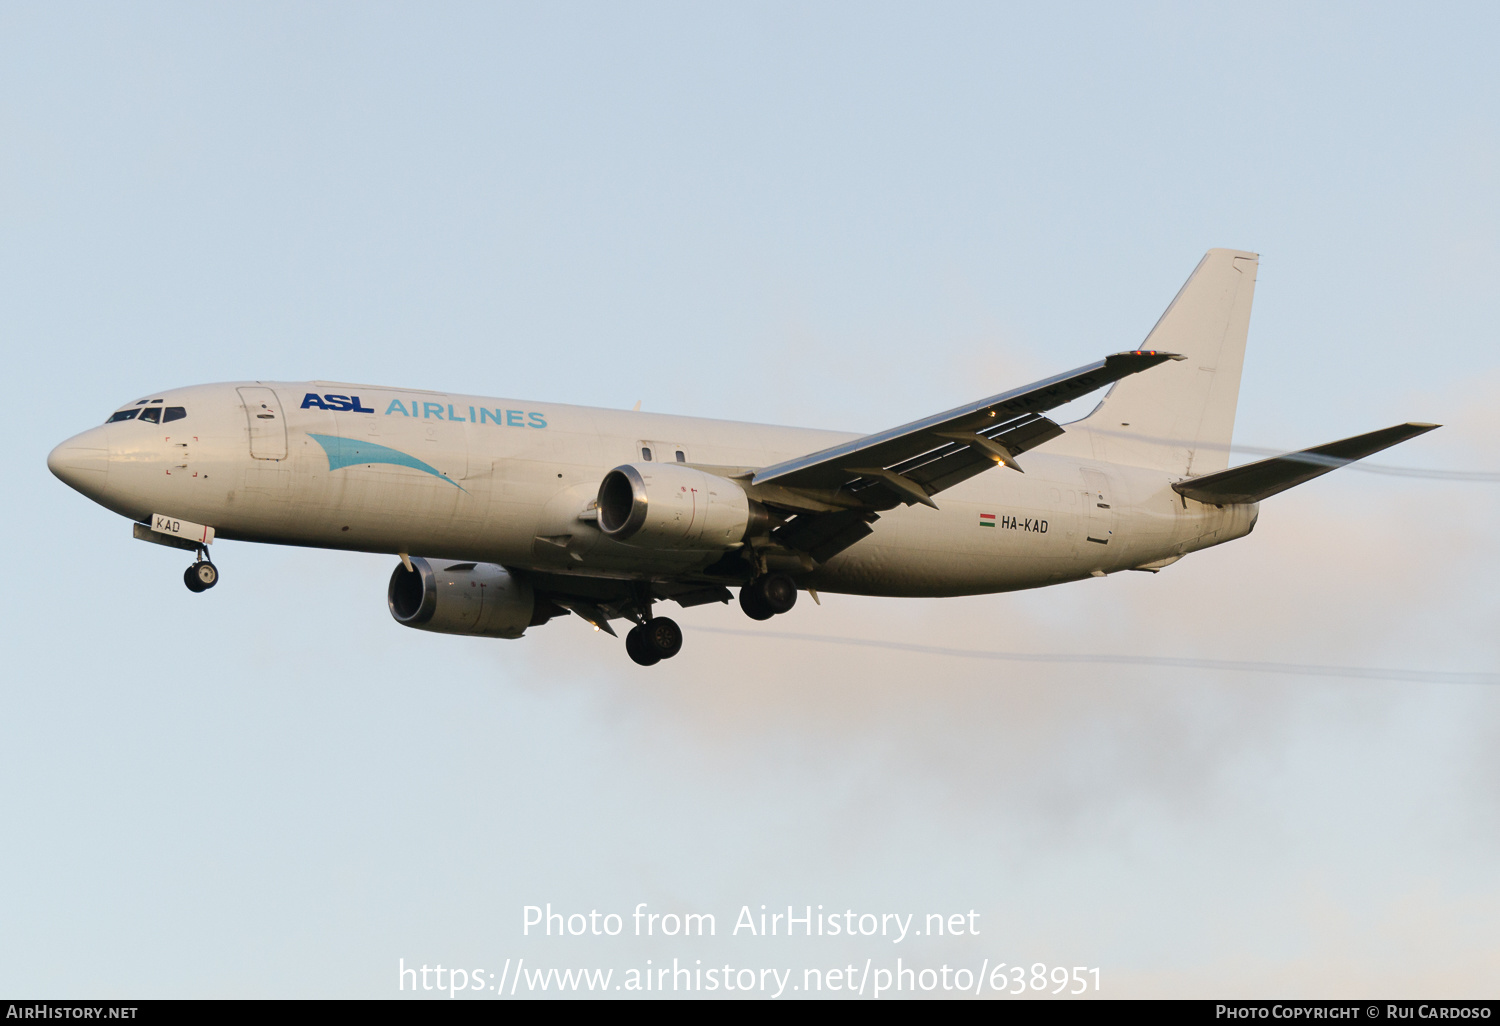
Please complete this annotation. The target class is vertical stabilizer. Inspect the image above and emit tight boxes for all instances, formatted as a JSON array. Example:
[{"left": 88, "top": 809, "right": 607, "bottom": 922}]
[{"left": 1076, "top": 248, "right": 1258, "bottom": 476}]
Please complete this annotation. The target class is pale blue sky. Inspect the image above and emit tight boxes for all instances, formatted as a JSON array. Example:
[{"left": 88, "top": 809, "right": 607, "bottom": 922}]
[{"left": 2, "top": 2, "right": 1496, "bottom": 997}]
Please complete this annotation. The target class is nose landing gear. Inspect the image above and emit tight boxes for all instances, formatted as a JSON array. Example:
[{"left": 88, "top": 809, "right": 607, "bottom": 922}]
[
  {"left": 739, "top": 573, "right": 797, "bottom": 620},
  {"left": 183, "top": 548, "right": 219, "bottom": 593}
]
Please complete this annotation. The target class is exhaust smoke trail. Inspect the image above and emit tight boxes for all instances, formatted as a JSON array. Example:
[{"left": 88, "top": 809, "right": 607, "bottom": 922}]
[
  {"left": 1083, "top": 427, "right": 1498, "bottom": 481},
  {"left": 698, "top": 627, "right": 1500, "bottom": 685}
]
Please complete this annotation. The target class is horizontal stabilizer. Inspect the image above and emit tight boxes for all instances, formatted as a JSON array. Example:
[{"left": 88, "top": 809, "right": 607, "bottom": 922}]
[{"left": 1173, "top": 423, "right": 1440, "bottom": 504}]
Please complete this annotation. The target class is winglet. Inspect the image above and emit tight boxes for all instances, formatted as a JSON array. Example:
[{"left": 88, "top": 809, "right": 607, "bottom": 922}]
[{"left": 1122, "top": 349, "right": 1186, "bottom": 361}]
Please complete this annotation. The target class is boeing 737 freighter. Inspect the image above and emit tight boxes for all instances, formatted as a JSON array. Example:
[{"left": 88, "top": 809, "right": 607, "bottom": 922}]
[{"left": 48, "top": 250, "right": 1436, "bottom": 665}]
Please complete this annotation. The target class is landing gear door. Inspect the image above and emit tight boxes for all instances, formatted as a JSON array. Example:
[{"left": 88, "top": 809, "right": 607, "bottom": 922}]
[
  {"left": 1081, "top": 468, "right": 1116, "bottom": 546},
  {"left": 238, "top": 387, "right": 288, "bottom": 460}
]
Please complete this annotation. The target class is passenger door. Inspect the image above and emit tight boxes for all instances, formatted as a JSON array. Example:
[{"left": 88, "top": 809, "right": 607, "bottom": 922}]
[{"left": 238, "top": 387, "right": 288, "bottom": 460}]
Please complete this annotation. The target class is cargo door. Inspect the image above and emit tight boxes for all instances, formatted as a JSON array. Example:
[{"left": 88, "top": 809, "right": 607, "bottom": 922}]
[
  {"left": 1081, "top": 468, "right": 1116, "bottom": 546},
  {"left": 238, "top": 387, "right": 288, "bottom": 460}
]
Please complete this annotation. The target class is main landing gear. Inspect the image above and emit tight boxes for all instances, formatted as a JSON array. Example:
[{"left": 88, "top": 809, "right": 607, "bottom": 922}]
[
  {"left": 739, "top": 573, "right": 797, "bottom": 621},
  {"left": 625, "top": 616, "right": 683, "bottom": 667},
  {"left": 183, "top": 548, "right": 219, "bottom": 593},
  {"left": 618, "top": 573, "right": 798, "bottom": 667}
]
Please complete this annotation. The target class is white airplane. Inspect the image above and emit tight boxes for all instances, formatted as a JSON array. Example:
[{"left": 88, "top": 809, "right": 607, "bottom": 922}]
[{"left": 49, "top": 249, "right": 1435, "bottom": 666}]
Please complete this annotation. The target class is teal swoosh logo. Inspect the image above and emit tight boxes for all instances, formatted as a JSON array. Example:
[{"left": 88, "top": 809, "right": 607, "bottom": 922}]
[{"left": 307, "top": 433, "right": 466, "bottom": 491}]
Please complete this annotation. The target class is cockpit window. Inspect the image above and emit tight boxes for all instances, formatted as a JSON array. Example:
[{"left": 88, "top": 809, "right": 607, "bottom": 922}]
[
  {"left": 107, "top": 409, "right": 140, "bottom": 422},
  {"left": 163, "top": 407, "right": 186, "bottom": 423},
  {"left": 139, "top": 407, "right": 162, "bottom": 424}
]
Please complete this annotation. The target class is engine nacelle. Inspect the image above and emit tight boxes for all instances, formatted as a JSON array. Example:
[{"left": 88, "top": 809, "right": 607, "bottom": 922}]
[
  {"left": 596, "top": 462, "right": 767, "bottom": 550},
  {"left": 387, "top": 557, "right": 534, "bottom": 638}
]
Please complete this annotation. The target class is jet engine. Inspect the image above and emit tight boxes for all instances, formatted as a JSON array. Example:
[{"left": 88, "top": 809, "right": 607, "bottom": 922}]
[
  {"left": 596, "top": 462, "right": 768, "bottom": 550},
  {"left": 387, "top": 557, "right": 535, "bottom": 638}
]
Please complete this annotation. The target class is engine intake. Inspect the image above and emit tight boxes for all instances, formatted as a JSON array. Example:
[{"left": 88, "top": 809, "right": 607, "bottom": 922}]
[
  {"left": 388, "top": 557, "right": 535, "bottom": 638},
  {"left": 597, "top": 463, "right": 766, "bottom": 550}
]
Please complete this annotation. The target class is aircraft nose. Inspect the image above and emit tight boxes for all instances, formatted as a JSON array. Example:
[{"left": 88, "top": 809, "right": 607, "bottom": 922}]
[{"left": 48, "top": 432, "right": 110, "bottom": 497}]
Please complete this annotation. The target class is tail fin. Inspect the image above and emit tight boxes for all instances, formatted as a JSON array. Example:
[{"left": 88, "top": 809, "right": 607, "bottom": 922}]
[{"left": 1076, "top": 248, "right": 1258, "bottom": 476}]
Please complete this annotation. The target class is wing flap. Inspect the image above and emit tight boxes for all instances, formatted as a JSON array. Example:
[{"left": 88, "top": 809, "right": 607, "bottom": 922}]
[
  {"left": 770, "top": 509, "right": 878, "bottom": 564},
  {"left": 1173, "top": 423, "right": 1440, "bottom": 504}
]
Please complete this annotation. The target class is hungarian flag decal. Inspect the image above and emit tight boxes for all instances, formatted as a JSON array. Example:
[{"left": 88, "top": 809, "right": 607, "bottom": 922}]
[{"left": 979, "top": 513, "right": 996, "bottom": 527}]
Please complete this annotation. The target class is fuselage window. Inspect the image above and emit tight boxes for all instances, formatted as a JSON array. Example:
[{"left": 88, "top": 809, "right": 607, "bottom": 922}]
[
  {"left": 139, "top": 407, "right": 162, "bottom": 424},
  {"left": 675, "top": 450, "right": 685, "bottom": 463},
  {"left": 107, "top": 409, "right": 140, "bottom": 422},
  {"left": 163, "top": 407, "right": 186, "bottom": 423},
  {"left": 641, "top": 447, "right": 653, "bottom": 461}
]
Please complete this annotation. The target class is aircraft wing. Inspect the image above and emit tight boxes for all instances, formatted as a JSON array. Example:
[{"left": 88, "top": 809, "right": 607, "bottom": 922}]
[
  {"left": 1172, "top": 422, "right": 1440, "bottom": 504},
  {"left": 750, "top": 350, "right": 1182, "bottom": 512}
]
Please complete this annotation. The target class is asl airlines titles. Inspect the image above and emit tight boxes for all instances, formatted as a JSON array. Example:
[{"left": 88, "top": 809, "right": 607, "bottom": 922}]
[{"left": 298, "top": 392, "right": 549, "bottom": 428}]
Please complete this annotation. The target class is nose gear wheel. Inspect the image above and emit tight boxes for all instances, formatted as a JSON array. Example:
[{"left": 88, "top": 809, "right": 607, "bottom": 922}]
[{"left": 184, "top": 547, "right": 218, "bottom": 593}]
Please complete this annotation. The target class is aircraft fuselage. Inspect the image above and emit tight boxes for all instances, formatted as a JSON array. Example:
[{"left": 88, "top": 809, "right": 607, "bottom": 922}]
[{"left": 49, "top": 380, "right": 1255, "bottom": 598}]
